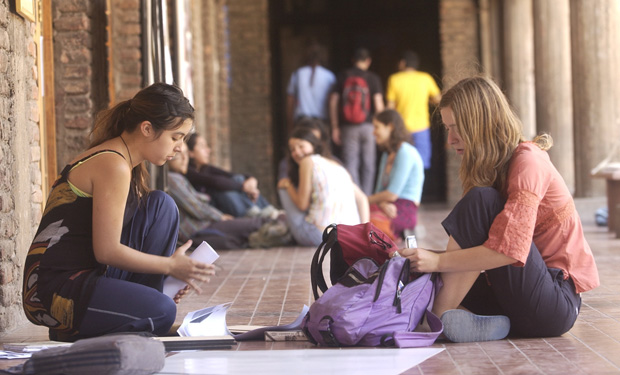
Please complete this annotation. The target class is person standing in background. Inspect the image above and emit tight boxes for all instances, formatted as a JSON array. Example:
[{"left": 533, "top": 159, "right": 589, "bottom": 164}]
[
  {"left": 330, "top": 47, "right": 384, "bottom": 195},
  {"left": 286, "top": 41, "right": 336, "bottom": 132},
  {"left": 386, "top": 50, "right": 441, "bottom": 170}
]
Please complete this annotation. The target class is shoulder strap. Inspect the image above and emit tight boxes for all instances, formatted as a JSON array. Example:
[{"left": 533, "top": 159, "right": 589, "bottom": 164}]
[
  {"left": 310, "top": 224, "right": 338, "bottom": 300},
  {"left": 69, "top": 149, "right": 126, "bottom": 171}
]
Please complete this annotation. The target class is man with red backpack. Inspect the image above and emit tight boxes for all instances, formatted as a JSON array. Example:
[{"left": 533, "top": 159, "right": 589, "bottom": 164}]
[{"left": 329, "top": 48, "right": 384, "bottom": 195}]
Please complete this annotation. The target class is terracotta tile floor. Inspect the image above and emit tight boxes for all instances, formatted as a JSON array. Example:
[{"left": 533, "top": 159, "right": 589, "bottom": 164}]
[{"left": 2, "top": 197, "right": 619, "bottom": 374}]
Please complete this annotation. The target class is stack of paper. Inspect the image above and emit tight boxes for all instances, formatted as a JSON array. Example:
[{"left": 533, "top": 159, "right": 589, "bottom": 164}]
[{"left": 163, "top": 241, "right": 219, "bottom": 298}]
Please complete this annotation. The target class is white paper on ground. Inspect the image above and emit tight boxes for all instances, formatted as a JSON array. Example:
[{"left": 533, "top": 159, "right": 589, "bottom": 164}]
[
  {"left": 155, "top": 347, "right": 444, "bottom": 375},
  {"left": 177, "top": 303, "right": 233, "bottom": 337},
  {"left": 0, "top": 350, "right": 32, "bottom": 359},
  {"left": 162, "top": 241, "right": 219, "bottom": 298},
  {"left": 176, "top": 303, "right": 309, "bottom": 340}
]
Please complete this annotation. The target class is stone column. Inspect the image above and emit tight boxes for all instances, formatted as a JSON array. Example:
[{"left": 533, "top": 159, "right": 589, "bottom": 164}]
[
  {"left": 503, "top": 0, "right": 536, "bottom": 139},
  {"left": 571, "top": 0, "right": 620, "bottom": 197},
  {"left": 533, "top": 0, "right": 574, "bottom": 193}
]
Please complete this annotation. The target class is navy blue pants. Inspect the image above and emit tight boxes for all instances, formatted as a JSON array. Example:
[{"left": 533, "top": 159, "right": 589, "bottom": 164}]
[
  {"left": 75, "top": 191, "right": 178, "bottom": 339},
  {"left": 441, "top": 187, "right": 581, "bottom": 337}
]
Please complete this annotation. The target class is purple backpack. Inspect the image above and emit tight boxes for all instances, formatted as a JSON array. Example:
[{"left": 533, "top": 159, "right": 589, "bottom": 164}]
[{"left": 302, "top": 257, "right": 443, "bottom": 347}]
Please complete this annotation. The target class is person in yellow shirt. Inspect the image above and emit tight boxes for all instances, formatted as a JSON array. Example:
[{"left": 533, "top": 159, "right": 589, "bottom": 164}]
[{"left": 386, "top": 51, "right": 441, "bottom": 169}]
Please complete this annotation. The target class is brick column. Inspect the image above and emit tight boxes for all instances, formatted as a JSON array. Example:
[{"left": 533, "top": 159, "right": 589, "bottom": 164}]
[
  {"left": 533, "top": 0, "right": 574, "bottom": 193},
  {"left": 53, "top": 0, "right": 108, "bottom": 167},
  {"left": 227, "top": 0, "right": 275, "bottom": 203},
  {"left": 503, "top": 0, "right": 536, "bottom": 140},
  {"left": 109, "top": 0, "right": 142, "bottom": 103},
  {"left": 439, "top": 0, "right": 480, "bottom": 205},
  {"left": 571, "top": 0, "right": 620, "bottom": 197}
]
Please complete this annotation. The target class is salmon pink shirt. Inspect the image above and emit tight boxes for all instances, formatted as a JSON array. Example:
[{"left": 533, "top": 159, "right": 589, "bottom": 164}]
[{"left": 484, "top": 142, "right": 599, "bottom": 293}]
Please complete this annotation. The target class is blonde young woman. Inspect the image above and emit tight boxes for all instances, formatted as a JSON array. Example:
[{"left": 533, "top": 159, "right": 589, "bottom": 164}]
[
  {"left": 23, "top": 83, "right": 214, "bottom": 342},
  {"left": 398, "top": 76, "right": 599, "bottom": 342}
]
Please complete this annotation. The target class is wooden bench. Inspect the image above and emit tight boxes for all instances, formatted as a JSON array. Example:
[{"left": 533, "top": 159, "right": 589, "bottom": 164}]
[{"left": 592, "top": 168, "right": 620, "bottom": 238}]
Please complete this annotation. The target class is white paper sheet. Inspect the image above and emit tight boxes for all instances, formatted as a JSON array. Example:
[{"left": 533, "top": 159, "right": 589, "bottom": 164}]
[
  {"left": 177, "top": 303, "right": 232, "bottom": 337},
  {"left": 176, "top": 303, "right": 309, "bottom": 340},
  {"left": 155, "top": 347, "right": 444, "bottom": 375},
  {"left": 163, "top": 241, "right": 219, "bottom": 298},
  {"left": 0, "top": 350, "right": 32, "bottom": 359}
]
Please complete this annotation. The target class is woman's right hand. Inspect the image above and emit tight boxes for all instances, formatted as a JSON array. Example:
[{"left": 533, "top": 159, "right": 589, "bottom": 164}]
[
  {"left": 243, "top": 177, "right": 260, "bottom": 201},
  {"left": 379, "top": 201, "right": 398, "bottom": 219},
  {"left": 168, "top": 240, "right": 216, "bottom": 294},
  {"left": 277, "top": 177, "right": 291, "bottom": 189}
]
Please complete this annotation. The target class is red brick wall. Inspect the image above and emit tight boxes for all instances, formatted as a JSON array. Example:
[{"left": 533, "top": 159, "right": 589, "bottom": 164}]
[
  {"left": 226, "top": 0, "right": 276, "bottom": 203},
  {"left": 109, "top": 0, "right": 142, "bottom": 103},
  {"left": 53, "top": 0, "right": 108, "bottom": 168},
  {"left": 198, "top": 0, "right": 231, "bottom": 171}
]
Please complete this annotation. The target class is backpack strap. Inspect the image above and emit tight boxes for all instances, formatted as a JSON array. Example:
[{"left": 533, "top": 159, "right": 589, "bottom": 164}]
[
  {"left": 310, "top": 224, "right": 338, "bottom": 300},
  {"left": 389, "top": 309, "right": 443, "bottom": 348},
  {"left": 384, "top": 272, "right": 444, "bottom": 348}
]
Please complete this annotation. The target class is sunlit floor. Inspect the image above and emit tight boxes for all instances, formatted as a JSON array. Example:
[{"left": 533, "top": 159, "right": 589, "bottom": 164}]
[{"left": 2, "top": 196, "right": 619, "bottom": 374}]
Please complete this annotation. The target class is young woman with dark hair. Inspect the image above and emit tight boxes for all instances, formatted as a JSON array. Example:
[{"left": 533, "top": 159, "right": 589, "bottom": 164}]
[
  {"left": 277, "top": 127, "right": 369, "bottom": 246},
  {"left": 369, "top": 109, "right": 424, "bottom": 241},
  {"left": 23, "top": 83, "right": 214, "bottom": 342}
]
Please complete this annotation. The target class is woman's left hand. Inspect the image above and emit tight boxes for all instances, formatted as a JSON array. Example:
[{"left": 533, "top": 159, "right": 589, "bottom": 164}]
[{"left": 400, "top": 247, "right": 441, "bottom": 273}]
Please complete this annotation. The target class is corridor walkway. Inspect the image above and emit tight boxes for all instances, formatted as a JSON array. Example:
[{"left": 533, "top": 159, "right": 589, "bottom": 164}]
[{"left": 2, "top": 197, "right": 619, "bottom": 374}]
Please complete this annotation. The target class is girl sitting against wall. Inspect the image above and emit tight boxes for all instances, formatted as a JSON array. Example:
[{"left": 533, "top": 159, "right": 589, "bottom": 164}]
[
  {"left": 168, "top": 141, "right": 268, "bottom": 250},
  {"left": 368, "top": 109, "right": 424, "bottom": 242},
  {"left": 277, "top": 127, "right": 369, "bottom": 246},
  {"left": 23, "top": 83, "right": 214, "bottom": 342},
  {"left": 185, "top": 133, "right": 278, "bottom": 219}
]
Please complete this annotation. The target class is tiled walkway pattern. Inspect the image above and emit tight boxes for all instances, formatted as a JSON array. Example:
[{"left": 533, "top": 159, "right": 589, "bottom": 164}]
[{"left": 2, "top": 197, "right": 619, "bottom": 374}]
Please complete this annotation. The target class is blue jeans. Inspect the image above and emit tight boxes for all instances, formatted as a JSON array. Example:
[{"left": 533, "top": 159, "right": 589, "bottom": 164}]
[
  {"left": 442, "top": 187, "right": 581, "bottom": 337},
  {"left": 211, "top": 174, "right": 270, "bottom": 217},
  {"left": 76, "top": 191, "right": 179, "bottom": 339},
  {"left": 278, "top": 189, "right": 322, "bottom": 247},
  {"left": 411, "top": 128, "right": 431, "bottom": 169},
  {"left": 340, "top": 122, "right": 376, "bottom": 195}
]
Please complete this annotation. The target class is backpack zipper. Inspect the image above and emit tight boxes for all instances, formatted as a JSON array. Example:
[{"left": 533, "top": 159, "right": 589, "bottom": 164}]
[
  {"left": 392, "top": 258, "right": 410, "bottom": 313},
  {"left": 369, "top": 230, "right": 393, "bottom": 250}
]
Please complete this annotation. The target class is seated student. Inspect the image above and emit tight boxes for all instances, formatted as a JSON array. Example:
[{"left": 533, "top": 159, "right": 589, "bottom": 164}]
[
  {"left": 369, "top": 109, "right": 424, "bottom": 242},
  {"left": 185, "top": 133, "right": 278, "bottom": 218},
  {"left": 277, "top": 127, "right": 369, "bottom": 246},
  {"left": 277, "top": 116, "right": 334, "bottom": 180},
  {"left": 23, "top": 83, "right": 214, "bottom": 342},
  {"left": 398, "top": 76, "right": 599, "bottom": 343},
  {"left": 167, "top": 142, "right": 267, "bottom": 250}
]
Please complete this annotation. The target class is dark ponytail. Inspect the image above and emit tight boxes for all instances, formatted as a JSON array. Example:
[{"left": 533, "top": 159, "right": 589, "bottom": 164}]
[{"left": 89, "top": 83, "right": 194, "bottom": 199}]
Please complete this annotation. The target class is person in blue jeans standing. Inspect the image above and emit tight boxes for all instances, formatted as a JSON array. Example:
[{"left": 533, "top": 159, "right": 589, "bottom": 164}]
[
  {"left": 23, "top": 83, "right": 214, "bottom": 342},
  {"left": 329, "top": 47, "right": 384, "bottom": 195}
]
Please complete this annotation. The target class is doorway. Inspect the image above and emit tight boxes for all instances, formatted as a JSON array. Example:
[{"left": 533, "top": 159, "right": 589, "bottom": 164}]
[{"left": 269, "top": 0, "right": 445, "bottom": 202}]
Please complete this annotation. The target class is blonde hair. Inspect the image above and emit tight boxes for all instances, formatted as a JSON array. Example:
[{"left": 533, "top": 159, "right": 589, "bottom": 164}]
[{"left": 439, "top": 76, "right": 553, "bottom": 195}]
